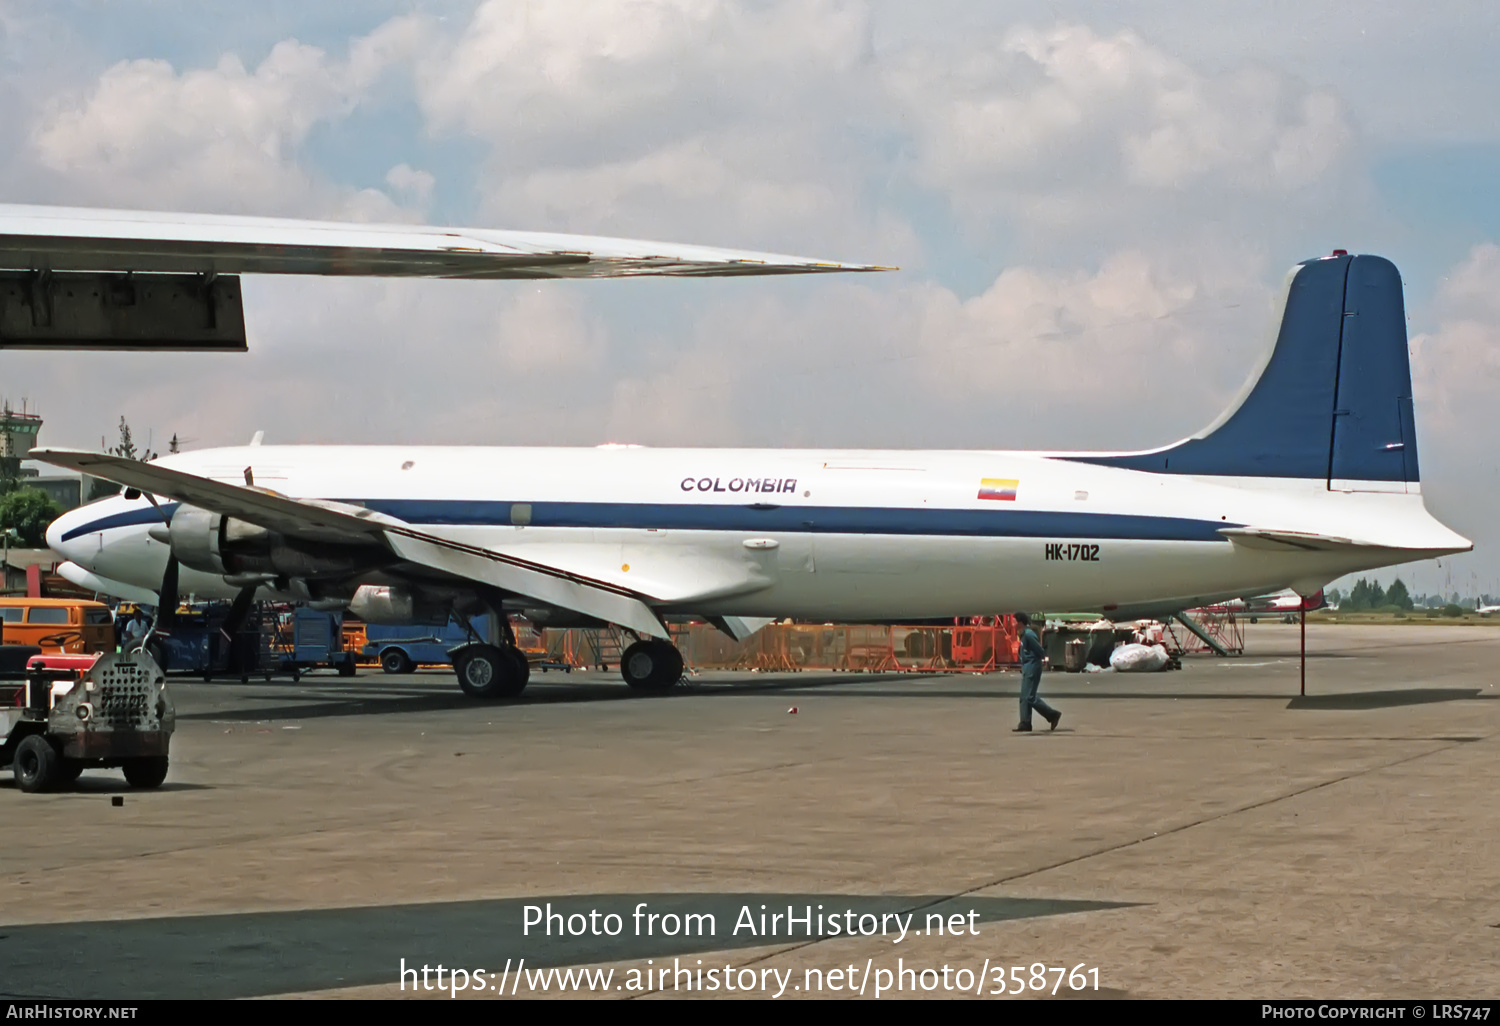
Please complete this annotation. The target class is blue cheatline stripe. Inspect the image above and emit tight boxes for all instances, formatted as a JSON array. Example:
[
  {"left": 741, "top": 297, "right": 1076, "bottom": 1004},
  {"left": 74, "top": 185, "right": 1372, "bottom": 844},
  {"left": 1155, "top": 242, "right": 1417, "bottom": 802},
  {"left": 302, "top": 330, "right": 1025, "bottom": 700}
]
[
  {"left": 61, "top": 498, "right": 1234, "bottom": 544},
  {"left": 359, "top": 499, "right": 1233, "bottom": 542},
  {"left": 59, "top": 503, "right": 180, "bottom": 542}
]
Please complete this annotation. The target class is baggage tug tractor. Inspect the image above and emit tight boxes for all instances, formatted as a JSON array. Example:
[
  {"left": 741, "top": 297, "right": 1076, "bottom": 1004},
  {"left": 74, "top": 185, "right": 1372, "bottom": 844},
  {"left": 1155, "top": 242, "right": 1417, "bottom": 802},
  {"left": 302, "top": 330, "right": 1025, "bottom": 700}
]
[{"left": 1, "top": 651, "right": 174, "bottom": 793}]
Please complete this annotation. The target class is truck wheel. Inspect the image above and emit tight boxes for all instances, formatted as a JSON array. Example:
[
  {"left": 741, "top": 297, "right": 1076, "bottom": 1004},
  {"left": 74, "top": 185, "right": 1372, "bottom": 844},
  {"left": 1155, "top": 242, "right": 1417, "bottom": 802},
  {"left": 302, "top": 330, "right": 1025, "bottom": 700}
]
[
  {"left": 337, "top": 659, "right": 357, "bottom": 678},
  {"left": 381, "top": 650, "right": 414, "bottom": 675},
  {"left": 13, "top": 734, "right": 59, "bottom": 793},
  {"left": 122, "top": 757, "right": 169, "bottom": 788},
  {"left": 454, "top": 644, "right": 526, "bottom": 699}
]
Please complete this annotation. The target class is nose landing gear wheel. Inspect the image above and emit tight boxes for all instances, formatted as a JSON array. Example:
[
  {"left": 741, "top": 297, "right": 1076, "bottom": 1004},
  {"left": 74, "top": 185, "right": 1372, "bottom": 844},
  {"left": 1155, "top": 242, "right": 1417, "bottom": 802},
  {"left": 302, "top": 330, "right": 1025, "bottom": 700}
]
[
  {"left": 454, "top": 644, "right": 528, "bottom": 699},
  {"left": 620, "top": 640, "right": 684, "bottom": 692}
]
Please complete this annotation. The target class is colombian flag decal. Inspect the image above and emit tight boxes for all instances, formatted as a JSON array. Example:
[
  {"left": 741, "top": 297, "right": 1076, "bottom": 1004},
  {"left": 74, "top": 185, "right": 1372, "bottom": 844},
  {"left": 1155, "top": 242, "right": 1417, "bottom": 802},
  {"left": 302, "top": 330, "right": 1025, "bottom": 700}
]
[{"left": 978, "top": 478, "right": 1019, "bottom": 501}]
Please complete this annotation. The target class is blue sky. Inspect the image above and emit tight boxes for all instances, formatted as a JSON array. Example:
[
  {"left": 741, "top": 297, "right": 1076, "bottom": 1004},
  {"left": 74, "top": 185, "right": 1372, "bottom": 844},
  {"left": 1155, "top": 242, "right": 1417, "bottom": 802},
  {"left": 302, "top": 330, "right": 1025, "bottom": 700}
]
[{"left": 1, "top": 1, "right": 1497, "bottom": 596}]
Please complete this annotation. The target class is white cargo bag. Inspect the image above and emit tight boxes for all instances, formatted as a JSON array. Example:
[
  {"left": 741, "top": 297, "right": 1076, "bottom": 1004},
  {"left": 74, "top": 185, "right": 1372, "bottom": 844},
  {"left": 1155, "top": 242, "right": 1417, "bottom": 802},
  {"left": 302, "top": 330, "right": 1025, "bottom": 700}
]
[{"left": 1108, "top": 643, "right": 1170, "bottom": 673}]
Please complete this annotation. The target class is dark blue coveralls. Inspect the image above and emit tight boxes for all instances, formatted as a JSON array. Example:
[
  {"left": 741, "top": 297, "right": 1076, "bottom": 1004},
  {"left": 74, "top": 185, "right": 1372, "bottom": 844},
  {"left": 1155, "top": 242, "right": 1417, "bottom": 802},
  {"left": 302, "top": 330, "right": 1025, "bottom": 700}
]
[{"left": 1018, "top": 626, "right": 1059, "bottom": 729}]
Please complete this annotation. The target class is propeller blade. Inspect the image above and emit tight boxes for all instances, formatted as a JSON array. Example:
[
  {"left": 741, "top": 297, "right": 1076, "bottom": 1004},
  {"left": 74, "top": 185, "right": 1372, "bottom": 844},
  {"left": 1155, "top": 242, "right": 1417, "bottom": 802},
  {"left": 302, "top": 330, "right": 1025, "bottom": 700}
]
[
  {"left": 157, "top": 556, "right": 180, "bottom": 633},
  {"left": 217, "top": 585, "right": 258, "bottom": 675},
  {"left": 220, "top": 585, "right": 257, "bottom": 640}
]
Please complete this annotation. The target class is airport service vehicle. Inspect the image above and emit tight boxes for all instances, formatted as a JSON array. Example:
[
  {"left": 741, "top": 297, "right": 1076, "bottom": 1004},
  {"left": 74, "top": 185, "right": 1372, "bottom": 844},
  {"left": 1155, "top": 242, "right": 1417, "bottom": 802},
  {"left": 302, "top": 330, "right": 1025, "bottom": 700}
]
[
  {"left": 363, "top": 616, "right": 496, "bottom": 675},
  {"left": 0, "top": 597, "right": 115, "bottom": 653},
  {"left": 38, "top": 252, "right": 1471, "bottom": 700},
  {"left": 0, "top": 651, "right": 173, "bottom": 793}
]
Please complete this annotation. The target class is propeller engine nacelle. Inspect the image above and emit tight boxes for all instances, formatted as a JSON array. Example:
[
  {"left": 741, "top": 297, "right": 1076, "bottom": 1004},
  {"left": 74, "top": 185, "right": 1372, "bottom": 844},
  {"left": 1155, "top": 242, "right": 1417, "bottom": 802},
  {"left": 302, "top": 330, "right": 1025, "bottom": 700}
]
[
  {"left": 160, "top": 505, "right": 380, "bottom": 579},
  {"left": 347, "top": 585, "right": 449, "bottom": 625}
]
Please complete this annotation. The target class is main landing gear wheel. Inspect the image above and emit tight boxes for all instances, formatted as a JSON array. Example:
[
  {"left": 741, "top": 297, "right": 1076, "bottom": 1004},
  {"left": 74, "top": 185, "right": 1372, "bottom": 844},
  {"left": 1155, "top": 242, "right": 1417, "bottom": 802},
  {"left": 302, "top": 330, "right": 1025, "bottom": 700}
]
[
  {"left": 454, "top": 644, "right": 528, "bottom": 699},
  {"left": 503, "top": 647, "right": 531, "bottom": 688},
  {"left": 620, "top": 640, "right": 684, "bottom": 692}
]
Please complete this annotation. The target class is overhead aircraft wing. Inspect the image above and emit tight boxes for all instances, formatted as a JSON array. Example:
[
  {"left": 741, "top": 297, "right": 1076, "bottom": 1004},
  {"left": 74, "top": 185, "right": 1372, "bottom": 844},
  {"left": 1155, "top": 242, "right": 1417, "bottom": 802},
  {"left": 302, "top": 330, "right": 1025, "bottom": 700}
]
[
  {"left": 0, "top": 204, "right": 888, "bottom": 279},
  {"left": 33, "top": 449, "right": 670, "bottom": 639}
]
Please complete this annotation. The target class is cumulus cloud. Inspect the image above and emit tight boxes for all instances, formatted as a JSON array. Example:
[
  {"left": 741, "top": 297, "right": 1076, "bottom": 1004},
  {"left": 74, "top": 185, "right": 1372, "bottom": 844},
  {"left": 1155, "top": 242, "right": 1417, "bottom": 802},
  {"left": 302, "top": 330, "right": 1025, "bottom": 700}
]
[
  {"left": 1411, "top": 243, "right": 1500, "bottom": 434},
  {"left": 915, "top": 251, "right": 1199, "bottom": 390},
  {"left": 415, "top": 0, "right": 869, "bottom": 150},
  {"left": 494, "top": 287, "right": 607, "bottom": 374},
  {"left": 886, "top": 24, "right": 1354, "bottom": 227},
  {"left": 556, "top": 241, "right": 1274, "bottom": 452},
  {"left": 384, "top": 163, "right": 435, "bottom": 208},
  {"left": 26, "top": 18, "right": 428, "bottom": 217},
  {"left": 400, "top": 0, "right": 904, "bottom": 257},
  {"left": 33, "top": 43, "right": 347, "bottom": 212}
]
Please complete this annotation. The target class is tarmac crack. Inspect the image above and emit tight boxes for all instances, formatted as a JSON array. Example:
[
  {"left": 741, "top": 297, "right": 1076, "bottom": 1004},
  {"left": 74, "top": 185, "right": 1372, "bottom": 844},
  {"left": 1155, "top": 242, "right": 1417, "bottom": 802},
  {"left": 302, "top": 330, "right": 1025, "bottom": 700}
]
[
  {"left": 637, "top": 732, "right": 1488, "bottom": 994},
  {"left": 941, "top": 734, "right": 1486, "bottom": 898}
]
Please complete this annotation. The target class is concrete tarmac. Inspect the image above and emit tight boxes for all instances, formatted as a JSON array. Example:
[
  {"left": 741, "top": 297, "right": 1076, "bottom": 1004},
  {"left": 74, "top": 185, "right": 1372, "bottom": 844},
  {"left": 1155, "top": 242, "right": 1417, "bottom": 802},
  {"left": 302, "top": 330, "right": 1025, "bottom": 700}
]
[{"left": 2, "top": 623, "right": 1497, "bottom": 999}]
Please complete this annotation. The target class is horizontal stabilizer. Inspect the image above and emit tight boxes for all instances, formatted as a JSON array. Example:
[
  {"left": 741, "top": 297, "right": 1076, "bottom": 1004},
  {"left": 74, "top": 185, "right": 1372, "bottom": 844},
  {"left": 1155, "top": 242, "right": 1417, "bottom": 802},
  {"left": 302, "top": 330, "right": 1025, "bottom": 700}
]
[{"left": 1219, "top": 527, "right": 1374, "bottom": 551}]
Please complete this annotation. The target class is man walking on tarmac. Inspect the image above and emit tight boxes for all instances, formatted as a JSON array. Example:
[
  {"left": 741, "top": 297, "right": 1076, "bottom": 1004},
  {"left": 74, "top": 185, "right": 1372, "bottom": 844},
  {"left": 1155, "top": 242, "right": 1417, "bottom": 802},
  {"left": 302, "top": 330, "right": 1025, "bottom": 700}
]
[{"left": 1014, "top": 612, "right": 1061, "bottom": 732}]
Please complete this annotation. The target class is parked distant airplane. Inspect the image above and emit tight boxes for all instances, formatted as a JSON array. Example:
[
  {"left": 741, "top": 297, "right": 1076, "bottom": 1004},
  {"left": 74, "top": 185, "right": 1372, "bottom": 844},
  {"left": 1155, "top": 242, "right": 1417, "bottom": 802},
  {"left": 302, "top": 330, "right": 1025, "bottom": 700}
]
[{"left": 40, "top": 246, "right": 1470, "bottom": 698}]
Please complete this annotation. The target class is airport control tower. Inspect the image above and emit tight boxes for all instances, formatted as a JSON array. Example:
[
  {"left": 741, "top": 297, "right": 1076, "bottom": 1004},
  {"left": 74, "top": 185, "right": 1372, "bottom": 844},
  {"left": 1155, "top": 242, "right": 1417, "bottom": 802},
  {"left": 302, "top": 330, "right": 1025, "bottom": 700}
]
[
  {"left": 0, "top": 402, "right": 41, "bottom": 463},
  {"left": 0, "top": 401, "right": 81, "bottom": 509}
]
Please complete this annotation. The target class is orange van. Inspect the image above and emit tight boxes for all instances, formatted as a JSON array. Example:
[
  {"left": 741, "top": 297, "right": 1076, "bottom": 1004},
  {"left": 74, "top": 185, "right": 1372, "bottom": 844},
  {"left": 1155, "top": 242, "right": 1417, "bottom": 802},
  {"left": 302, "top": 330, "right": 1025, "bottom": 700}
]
[{"left": 0, "top": 598, "right": 115, "bottom": 653}]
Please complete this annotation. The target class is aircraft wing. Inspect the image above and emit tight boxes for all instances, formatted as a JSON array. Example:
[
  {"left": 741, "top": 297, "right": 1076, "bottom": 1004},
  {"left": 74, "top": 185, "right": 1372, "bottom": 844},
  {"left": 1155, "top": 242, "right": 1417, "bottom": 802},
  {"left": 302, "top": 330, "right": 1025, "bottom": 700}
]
[
  {"left": 0, "top": 204, "right": 888, "bottom": 279},
  {"left": 32, "top": 449, "right": 670, "bottom": 638}
]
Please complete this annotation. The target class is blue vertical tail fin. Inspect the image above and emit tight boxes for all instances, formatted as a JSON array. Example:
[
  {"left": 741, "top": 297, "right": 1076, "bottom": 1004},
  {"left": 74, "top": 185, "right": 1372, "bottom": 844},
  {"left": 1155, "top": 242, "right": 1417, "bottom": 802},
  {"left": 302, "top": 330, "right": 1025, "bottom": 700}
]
[{"left": 1069, "top": 252, "right": 1418, "bottom": 490}]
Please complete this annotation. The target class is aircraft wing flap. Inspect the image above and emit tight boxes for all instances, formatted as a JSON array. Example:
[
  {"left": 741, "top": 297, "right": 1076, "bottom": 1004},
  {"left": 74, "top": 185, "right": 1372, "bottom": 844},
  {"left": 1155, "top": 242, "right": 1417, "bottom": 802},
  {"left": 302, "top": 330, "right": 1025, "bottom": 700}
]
[{"left": 380, "top": 529, "right": 668, "bottom": 639}]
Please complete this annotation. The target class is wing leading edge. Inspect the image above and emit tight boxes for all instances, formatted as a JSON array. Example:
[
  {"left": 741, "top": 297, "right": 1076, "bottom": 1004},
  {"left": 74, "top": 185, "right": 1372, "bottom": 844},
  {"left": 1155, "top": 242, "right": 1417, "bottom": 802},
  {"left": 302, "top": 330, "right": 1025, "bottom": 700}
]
[
  {"left": 34, "top": 449, "right": 670, "bottom": 639},
  {"left": 0, "top": 204, "right": 891, "bottom": 279}
]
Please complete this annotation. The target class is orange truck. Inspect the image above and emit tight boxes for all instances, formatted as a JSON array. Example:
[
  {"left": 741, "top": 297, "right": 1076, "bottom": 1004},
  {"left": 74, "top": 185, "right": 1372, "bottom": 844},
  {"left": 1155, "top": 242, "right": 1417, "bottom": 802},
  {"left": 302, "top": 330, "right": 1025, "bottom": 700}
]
[{"left": 0, "top": 598, "right": 115, "bottom": 654}]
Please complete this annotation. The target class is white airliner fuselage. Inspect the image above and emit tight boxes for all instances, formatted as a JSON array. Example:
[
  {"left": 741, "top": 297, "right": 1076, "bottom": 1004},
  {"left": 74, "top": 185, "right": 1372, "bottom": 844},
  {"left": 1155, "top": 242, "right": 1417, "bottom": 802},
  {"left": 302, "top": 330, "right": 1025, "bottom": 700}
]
[{"left": 50, "top": 444, "right": 1465, "bottom": 621}]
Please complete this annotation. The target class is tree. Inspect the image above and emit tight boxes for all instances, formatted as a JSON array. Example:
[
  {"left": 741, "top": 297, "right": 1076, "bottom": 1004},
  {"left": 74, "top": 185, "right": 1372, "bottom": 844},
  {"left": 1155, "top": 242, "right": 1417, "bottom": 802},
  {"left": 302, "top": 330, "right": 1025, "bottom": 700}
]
[
  {"left": 107, "top": 416, "right": 156, "bottom": 462},
  {"left": 1346, "top": 578, "right": 1372, "bottom": 611},
  {"left": 1386, "top": 579, "right": 1414, "bottom": 611},
  {"left": 88, "top": 415, "right": 161, "bottom": 500},
  {"left": 0, "top": 488, "right": 62, "bottom": 547},
  {"left": 1325, "top": 587, "right": 1342, "bottom": 605}
]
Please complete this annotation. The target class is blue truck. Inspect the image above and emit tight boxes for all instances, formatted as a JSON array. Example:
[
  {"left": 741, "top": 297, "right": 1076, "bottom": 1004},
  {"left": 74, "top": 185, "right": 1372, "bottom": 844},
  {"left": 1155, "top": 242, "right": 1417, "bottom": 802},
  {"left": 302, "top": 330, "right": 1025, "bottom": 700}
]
[
  {"left": 363, "top": 616, "right": 493, "bottom": 674},
  {"left": 156, "top": 604, "right": 355, "bottom": 680}
]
